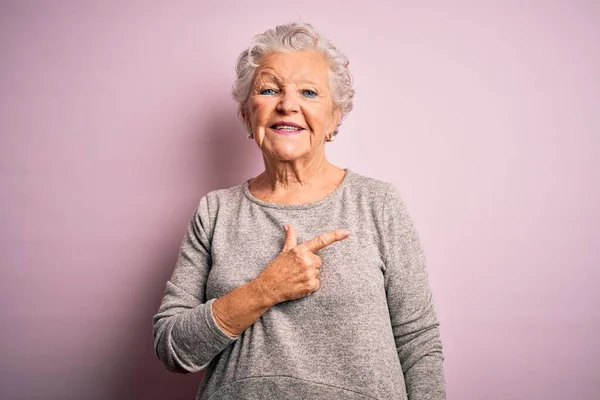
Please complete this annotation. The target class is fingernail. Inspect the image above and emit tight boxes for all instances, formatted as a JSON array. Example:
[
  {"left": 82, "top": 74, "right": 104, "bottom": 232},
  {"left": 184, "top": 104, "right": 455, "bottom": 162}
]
[
  {"left": 283, "top": 224, "right": 288, "bottom": 232},
  {"left": 341, "top": 229, "right": 350, "bottom": 236}
]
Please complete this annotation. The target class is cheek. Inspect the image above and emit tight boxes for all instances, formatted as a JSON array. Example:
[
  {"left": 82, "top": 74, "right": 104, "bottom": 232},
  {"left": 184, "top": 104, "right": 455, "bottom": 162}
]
[
  {"left": 251, "top": 103, "right": 272, "bottom": 125},
  {"left": 248, "top": 103, "right": 259, "bottom": 119},
  {"left": 308, "top": 111, "right": 331, "bottom": 133}
]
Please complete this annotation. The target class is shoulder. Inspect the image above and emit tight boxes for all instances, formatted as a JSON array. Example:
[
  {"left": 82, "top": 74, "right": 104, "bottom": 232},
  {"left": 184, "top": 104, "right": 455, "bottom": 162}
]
[
  {"left": 191, "top": 181, "right": 246, "bottom": 225},
  {"left": 204, "top": 182, "right": 245, "bottom": 208},
  {"left": 346, "top": 169, "right": 398, "bottom": 205},
  {"left": 345, "top": 170, "right": 413, "bottom": 232}
]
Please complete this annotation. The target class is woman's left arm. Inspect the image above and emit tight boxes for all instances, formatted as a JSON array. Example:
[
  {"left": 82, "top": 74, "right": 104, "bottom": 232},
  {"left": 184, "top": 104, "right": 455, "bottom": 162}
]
[{"left": 381, "top": 184, "right": 446, "bottom": 399}]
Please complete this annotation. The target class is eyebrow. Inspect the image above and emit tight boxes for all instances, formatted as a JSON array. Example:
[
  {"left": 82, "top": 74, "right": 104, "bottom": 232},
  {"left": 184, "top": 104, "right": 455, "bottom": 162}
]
[
  {"left": 255, "top": 71, "right": 282, "bottom": 84},
  {"left": 255, "top": 70, "right": 319, "bottom": 87}
]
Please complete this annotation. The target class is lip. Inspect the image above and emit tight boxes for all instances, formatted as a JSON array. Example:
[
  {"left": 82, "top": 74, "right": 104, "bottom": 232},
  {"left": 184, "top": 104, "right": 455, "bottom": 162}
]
[
  {"left": 270, "top": 127, "right": 303, "bottom": 136},
  {"left": 270, "top": 121, "right": 304, "bottom": 129},
  {"left": 269, "top": 121, "right": 305, "bottom": 135}
]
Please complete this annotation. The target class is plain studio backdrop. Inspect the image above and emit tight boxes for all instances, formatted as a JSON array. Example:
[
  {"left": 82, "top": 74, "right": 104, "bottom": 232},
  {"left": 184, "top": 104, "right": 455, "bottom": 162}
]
[{"left": 1, "top": 1, "right": 598, "bottom": 399}]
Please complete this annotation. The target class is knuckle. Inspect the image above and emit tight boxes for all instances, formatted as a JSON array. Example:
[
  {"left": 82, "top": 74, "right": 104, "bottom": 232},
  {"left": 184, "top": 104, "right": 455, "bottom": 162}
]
[
  {"left": 310, "top": 279, "right": 320, "bottom": 291},
  {"left": 300, "top": 254, "right": 310, "bottom": 265},
  {"left": 302, "top": 270, "right": 312, "bottom": 281},
  {"left": 317, "top": 235, "right": 328, "bottom": 248},
  {"left": 306, "top": 255, "right": 320, "bottom": 268}
]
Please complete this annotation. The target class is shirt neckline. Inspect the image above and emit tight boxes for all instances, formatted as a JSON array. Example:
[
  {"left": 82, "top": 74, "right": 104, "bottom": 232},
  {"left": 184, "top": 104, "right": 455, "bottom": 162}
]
[{"left": 242, "top": 168, "right": 353, "bottom": 210}]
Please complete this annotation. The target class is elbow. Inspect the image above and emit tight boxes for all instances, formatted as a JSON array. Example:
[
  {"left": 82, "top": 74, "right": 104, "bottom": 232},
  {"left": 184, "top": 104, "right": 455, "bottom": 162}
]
[
  {"left": 398, "top": 324, "right": 444, "bottom": 373},
  {"left": 154, "top": 335, "right": 192, "bottom": 374},
  {"left": 153, "top": 317, "right": 210, "bottom": 374}
]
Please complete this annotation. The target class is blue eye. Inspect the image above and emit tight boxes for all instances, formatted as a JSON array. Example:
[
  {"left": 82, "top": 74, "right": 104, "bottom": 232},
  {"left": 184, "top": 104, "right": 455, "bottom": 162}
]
[
  {"left": 259, "top": 88, "right": 277, "bottom": 95},
  {"left": 303, "top": 90, "right": 317, "bottom": 98}
]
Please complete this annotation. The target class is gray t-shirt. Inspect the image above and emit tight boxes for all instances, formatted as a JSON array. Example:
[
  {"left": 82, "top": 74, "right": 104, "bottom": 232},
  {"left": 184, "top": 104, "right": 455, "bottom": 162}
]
[{"left": 153, "top": 169, "right": 445, "bottom": 399}]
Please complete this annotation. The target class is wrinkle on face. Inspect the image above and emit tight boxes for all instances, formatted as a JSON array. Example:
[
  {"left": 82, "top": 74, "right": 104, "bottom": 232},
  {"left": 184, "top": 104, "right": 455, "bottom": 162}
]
[{"left": 243, "top": 51, "right": 342, "bottom": 164}]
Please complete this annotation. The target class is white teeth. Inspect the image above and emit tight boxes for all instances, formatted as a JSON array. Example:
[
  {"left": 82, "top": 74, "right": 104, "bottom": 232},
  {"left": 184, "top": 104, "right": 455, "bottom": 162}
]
[{"left": 274, "top": 125, "right": 301, "bottom": 130}]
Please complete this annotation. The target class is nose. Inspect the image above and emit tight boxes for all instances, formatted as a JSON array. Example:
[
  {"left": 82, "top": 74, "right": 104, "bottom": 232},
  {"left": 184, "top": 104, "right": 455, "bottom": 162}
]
[{"left": 276, "top": 90, "right": 300, "bottom": 114}]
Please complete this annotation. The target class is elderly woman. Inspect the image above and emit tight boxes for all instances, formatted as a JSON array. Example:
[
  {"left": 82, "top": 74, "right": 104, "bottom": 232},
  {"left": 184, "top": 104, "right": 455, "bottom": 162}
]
[{"left": 153, "top": 22, "right": 445, "bottom": 399}]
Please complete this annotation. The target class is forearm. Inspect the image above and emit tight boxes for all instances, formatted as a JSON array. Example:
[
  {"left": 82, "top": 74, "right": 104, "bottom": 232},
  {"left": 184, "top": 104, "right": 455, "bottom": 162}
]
[
  {"left": 212, "top": 278, "right": 275, "bottom": 337},
  {"left": 153, "top": 280, "right": 271, "bottom": 373},
  {"left": 396, "top": 320, "right": 445, "bottom": 399},
  {"left": 153, "top": 282, "right": 239, "bottom": 373},
  {"left": 404, "top": 353, "right": 445, "bottom": 400}
]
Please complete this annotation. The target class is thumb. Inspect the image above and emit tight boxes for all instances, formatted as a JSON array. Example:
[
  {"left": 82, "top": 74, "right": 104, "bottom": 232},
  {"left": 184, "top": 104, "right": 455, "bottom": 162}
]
[{"left": 282, "top": 224, "right": 298, "bottom": 252}]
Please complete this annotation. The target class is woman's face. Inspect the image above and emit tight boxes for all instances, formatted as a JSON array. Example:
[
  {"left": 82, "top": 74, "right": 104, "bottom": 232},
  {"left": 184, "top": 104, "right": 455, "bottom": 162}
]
[{"left": 243, "top": 51, "right": 342, "bottom": 163}]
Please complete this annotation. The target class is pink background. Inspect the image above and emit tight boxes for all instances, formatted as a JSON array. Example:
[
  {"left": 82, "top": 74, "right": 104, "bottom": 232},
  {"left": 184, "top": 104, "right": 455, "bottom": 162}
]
[{"left": 1, "top": 1, "right": 598, "bottom": 399}]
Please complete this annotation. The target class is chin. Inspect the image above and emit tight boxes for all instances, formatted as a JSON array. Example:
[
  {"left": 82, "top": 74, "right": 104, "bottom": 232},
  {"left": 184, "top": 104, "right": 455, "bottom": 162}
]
[
  {"left": 271, "top": 150, "right": 308, "bottom": 162},
  {"left": 268, "top": 144, "right": 309, "bottom": 161}
]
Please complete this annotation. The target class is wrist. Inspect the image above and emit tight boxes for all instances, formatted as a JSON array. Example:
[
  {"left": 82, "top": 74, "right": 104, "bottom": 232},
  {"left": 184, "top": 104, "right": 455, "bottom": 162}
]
[
  {"left": 212, "top": 299, "right": 241, "bottom": 337},
  {"left": 251, "top": 276, "right": 279, "bottom": 307}
]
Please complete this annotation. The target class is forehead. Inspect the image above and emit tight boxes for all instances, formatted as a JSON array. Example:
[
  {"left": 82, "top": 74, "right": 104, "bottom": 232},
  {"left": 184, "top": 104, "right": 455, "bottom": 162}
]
[{"left": 255, "top": 51, "right": 330, "bottom": 85}]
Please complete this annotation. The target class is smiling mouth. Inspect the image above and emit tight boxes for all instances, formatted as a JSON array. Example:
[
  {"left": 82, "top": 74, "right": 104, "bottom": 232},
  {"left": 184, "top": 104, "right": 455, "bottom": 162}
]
[
  {"left": 270, "top": 125, "right": 304, "bottom": 135},
  {"left": 271, "top": 124, "right": 303, "bottom": 131}
]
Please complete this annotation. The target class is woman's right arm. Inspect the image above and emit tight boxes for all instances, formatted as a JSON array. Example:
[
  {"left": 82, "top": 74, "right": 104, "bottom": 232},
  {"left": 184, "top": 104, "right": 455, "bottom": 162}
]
[
  {"left": 152, "top": 196, "right": 241, "bottom": 373},
  {"left": 211, "top": 224, "right": 349, "bottom": 337},
  {"left": 153, "top": 196, "right": 348, "bottom": 373}
]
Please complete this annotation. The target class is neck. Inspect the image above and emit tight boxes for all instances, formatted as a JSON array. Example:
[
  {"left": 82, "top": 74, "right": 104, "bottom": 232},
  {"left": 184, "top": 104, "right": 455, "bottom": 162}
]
[{"left": 257, "top": 153, "right": 334, "bottom": 191}]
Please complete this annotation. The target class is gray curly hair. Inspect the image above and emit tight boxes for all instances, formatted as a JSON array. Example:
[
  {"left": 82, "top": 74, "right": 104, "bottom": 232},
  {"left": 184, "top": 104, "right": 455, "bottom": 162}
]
[{"left": 232, "top": 22, "right": 355, "bottom": 138}]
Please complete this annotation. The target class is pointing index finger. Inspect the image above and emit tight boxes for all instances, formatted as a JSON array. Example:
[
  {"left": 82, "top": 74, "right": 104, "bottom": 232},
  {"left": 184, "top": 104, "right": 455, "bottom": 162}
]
[{"left": 303, "top": 229, "right": 350, "bottom": 253}]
